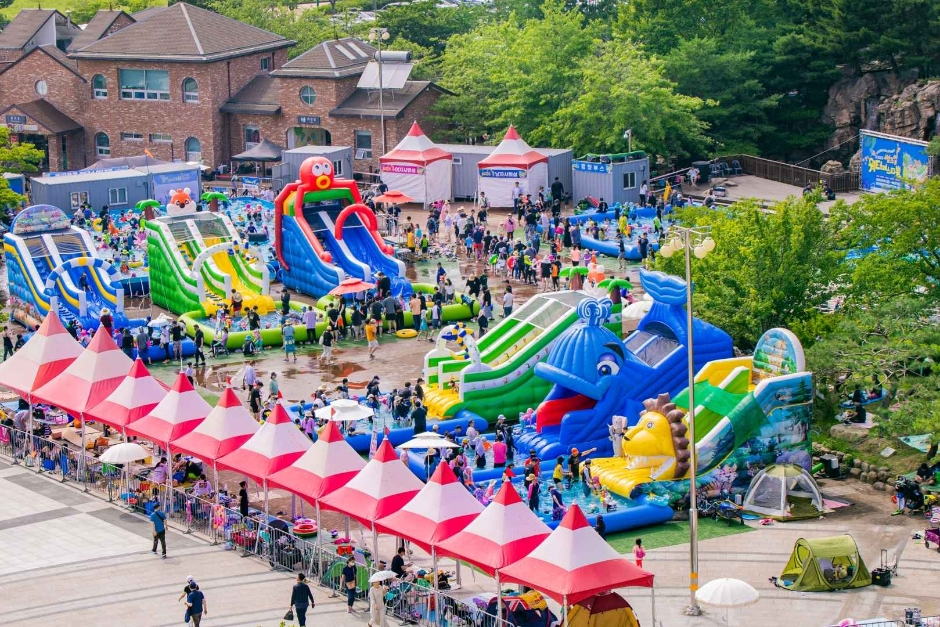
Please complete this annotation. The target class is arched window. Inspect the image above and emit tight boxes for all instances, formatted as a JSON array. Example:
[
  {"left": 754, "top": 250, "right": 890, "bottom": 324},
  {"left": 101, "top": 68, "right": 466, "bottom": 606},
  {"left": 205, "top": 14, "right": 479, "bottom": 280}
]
[
  {"left": 95, "top": 132, "right": 110, "bottom": 156},
  {"left": 299, "top": 86, "right": 316, "bottom": 106},
  {"left": 93, "top": 74, "right": 107, "bottom": 99},
  {"left": 183, "top": 78, "right": 199, "bottom": 103},
  {"left": 185, "top": 137, "right": 201, "bottom": 162}
]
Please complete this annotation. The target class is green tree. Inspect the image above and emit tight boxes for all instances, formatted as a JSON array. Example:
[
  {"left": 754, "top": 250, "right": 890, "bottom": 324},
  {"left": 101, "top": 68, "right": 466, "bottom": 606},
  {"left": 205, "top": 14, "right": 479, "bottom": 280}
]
[
  {"left": 833, "top": 178, "right": 940, "bottom": 303},
  {"left": 663, "top": 38, "right": 779, "bottom": 155},
  {"left": 377, "top": 1, "right": 485, "bottom": 58},
  {"left": 0, "top": 127, "right": 43, "bottom": 221},
  {"left": 656, "top": 196, "right": 843, "bottom": 349}
]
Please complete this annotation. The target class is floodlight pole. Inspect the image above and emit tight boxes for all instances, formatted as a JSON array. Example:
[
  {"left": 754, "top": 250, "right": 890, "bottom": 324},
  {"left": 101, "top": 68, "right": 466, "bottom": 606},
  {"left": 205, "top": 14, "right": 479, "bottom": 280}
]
[{"left": 370, "top": 28, "right": 390, "bottom": 159}]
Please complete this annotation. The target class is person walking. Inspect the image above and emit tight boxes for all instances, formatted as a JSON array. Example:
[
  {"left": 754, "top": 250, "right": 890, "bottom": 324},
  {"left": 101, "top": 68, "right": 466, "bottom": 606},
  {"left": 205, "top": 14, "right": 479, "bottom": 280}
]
[
  {"left": 3, "top": 332, "right": 13, "bottom": 361},
  {"left": 502, "top": 287, "right": 514, "bottom": 318},
  {"left": 339, "top": 555, "right": 358, "bottom": 613},
  {"left": 365, "top": 318, "right": 379, "bottom": 360},
  {"left": 243, "top": 360, "right": 257, "bottom": 391},
  {"left": 193, "top": 326, "right": 206, "bottom": 367},
  {"left": 136, "top": 327, "right": 151, "bottom": 365},
  {"left": 290, "top": 572, "right": 315, "bottom": 626},
  {"left": 319, "top": 326, "right": 335, "bottom": 364},
  {"left": 268, "top": 372, "right": 280, "bottom": 402},
  {"left": 150, "top": 502, "right": 167, "bottom": 558},
  {"left": 633, "top": 538, "right": 646, "bottom": 567},
  {"left": 185, "top": 582, "right": 207, "bottom": 626},
  {"left": 369, "top": 579, "right": 389, "bottom": 627},
  {"left": 283, "top": 321, "right": 296, "bottom": 362},
  {"left": 238, "top": 480, "right": 250, "bottom": 518},
  {"left": 281, "top": 289, "right": 291, "bottom": 316},
  {"left": 177, "top": 577, "right": 198, "bottom": 626}
]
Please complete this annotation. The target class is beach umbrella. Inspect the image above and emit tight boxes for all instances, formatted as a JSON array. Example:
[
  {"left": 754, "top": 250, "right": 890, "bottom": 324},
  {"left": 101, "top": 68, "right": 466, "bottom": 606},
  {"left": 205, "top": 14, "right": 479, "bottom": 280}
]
[
  {"left": 217, "top": 402, "right": 311, "bottom": 517},
  {"left": 373, "top": 190, "right": 414, "bottom": 204},
  {"left": 86, "top": 359, "right": 169, "bottom": 432},
  {"left": 695, "top": 578, "right": 759, "bottom": 626},
  {"left": 99, "top": 442, "right": 149, "bottom": 464},
  {"left": 397, "top": 435, "right": 461, "bottom": 449},
  {"left": 560, "top": 266, "right": 590, "bottom": 278},
  {"left": 329, "top": 278, "right": 376, "bottom": 296},
  {"left": 315, "top": 398, "right": 374, "bottom": 421}
]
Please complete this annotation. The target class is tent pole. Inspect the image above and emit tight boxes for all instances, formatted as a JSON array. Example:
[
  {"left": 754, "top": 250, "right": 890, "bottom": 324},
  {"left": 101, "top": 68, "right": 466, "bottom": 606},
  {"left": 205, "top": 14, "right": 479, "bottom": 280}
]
[
  {"left": 432, "top": 547, "right": 439, "bottom": 625},
  {"left": 372, "top": 523, "right": 378, "bottom": 565},
  {"left": 263, "top": 477, "right": 269, "bottom": 520},
  {"left": 27, "top": 398, "right": 33, "bottom": 464},
  {"left": 345, "top": 516, "right": 351, "bottom": 540},
  {"left": 496, "top": 570, "right": 502, "bottom": 627},
  {"left": 651, "top": 582, "right": 657, "bottom": 627},
  {"left": 165, "top": 444, "right": 172, "bottom": 509},
  {"left": 80, "top": 412, "right": 89, "bottom": 491},
  {"left": 456, "top": 559, "right": 461, "bottom": 587},
  {"left": 562, "top": 595, "right": 567, "bottom": 627}
]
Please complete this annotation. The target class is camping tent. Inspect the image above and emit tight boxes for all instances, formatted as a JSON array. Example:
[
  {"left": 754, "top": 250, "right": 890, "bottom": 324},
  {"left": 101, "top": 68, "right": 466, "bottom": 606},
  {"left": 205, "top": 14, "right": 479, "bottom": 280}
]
[
  {"left": 379, "top": 122, "right": 452, "bottom": 204},
  {"left": 777, "top": 535, "right": 872, "bottom": 592},
  {"left": 477, "top": 125, "right": 548, "bottom": 208},
  {"left": 566, "top": 592, "right": 641, "bottom": 627},
  {"left": 742, "top": 464, "right": 824, "bottom": 520}
]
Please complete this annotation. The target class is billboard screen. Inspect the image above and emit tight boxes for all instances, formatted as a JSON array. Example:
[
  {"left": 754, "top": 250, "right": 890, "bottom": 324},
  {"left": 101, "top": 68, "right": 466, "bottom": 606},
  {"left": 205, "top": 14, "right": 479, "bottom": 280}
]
[{"left": 859, "top": 130, "right": 931, "bottom": 193}]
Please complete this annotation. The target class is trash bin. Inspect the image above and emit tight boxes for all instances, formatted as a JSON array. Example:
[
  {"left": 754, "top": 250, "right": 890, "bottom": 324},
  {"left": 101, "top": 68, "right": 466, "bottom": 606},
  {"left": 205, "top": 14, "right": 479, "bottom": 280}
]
[
  {"left": 820, "top": 454, "right": 840, "bottom": 478},
  {"left": 692, "top": 160, "right": 710, "bottom": 185}
]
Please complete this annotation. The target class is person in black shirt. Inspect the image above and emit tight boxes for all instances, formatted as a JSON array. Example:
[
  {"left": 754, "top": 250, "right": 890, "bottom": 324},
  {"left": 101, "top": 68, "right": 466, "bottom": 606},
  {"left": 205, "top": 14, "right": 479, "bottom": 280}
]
[
  {"left": 170, "top": 322, "right": 184, "bottom": 361},
  {"left": 290, "top": 573, "right": 315, "bottom": 627},
  {"left": 281, "top": 290, "right": 291, "bottom": 315},
  {"left": 238, "top": 480, "right": 249, "bottom": 517},
  {"left": 339, "top": 557, "right": 358, "bottom": 612},
  {"left": 597, "top": 198, "right": 608, "bottom": 213},
  {"left": 249, "top": 382, "right": 263, "bottom": 421},
  {"left": 411, "top": 401, "right": 427, "bottom": 434},
  {"left": 193, "top": 327, "right": 205, "bottom": 366},
  {"left": 477, "top": 312, "right": 489, "bottom": 336},
  {"left": 391, "top": 547, "right": 412, "bottom": 579}
]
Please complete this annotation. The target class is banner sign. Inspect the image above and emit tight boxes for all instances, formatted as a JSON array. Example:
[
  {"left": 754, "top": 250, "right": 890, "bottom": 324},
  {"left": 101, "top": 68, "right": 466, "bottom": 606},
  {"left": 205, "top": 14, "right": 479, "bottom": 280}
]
[
  {"left": 47, "top": 166, "right": 131, "bottom": 178},
  {"left": 241, "top": 176, "right": 260, "bottom": 191},
  {"left": 480, "top": 168, "right": 526, "bottom": 179},
  {"left": 573, "top": 160, "right": 610, "bottom": 174},
  {"left": 860, "top": 131, "right": 930, "bottom": 193},
  {"left": 5, "top": 115, "right": 26, "bottom": 125},
  {"left": 381, "top": 163, "right": 423, "bottom": 175},
  {"left": 297, "top": 115, "right": 321, "bottom": 126},
  {"left": 152, "top": 169, "right": 201, "bottom": 205}
]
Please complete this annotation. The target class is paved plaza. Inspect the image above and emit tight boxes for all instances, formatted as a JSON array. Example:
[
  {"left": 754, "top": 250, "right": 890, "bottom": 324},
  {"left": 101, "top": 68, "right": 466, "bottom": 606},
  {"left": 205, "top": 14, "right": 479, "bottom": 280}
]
[{"left": 1, "top": 460, "right": 938, "bottom": 627}]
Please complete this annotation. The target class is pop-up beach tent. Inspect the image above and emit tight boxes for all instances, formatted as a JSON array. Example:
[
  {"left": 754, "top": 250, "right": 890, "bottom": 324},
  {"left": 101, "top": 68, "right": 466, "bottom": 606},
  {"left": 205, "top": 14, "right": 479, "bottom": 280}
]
[
  {"left": 777, "top": 535, "right": 871, "bottom": 592},
  {"left": 477, "top": 125, "right": 548, "bottom": 207},
  {"left": 379, "top": 122, "right": 452, "bottom": 204},
  {"left": 742, "top": 464, "right": 825, "bottom": 520}
]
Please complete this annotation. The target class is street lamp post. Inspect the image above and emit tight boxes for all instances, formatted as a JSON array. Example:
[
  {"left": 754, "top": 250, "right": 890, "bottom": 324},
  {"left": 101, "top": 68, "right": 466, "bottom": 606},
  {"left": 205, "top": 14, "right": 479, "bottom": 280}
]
[
  {"left": 658, "top": 226, "right": 716, "bottom": 617},
  {"left": 369, "top": 28, "right": 390, "bottom": 159}
]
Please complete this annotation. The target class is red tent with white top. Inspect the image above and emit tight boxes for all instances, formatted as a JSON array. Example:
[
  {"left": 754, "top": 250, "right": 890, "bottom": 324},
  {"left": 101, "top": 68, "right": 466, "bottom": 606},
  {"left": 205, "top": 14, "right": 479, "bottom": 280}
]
[
  {"left": 126, "top": 373, "right": 209, "bottom": 448},
  {"left": 436, "top": 481, "right": 550, "bottom": 576},
  {"left": 477, "top": 125, "right": 549, "bottom": 208},
  {"left": 0, "top": 310, "right": 82, "bottom": 401},
  {"left": 172, "top": 387, "right": 259, "bottom": 463},
  {"left": 376, "top": 461, "right": 483, "bottom": 552},
  {"left": 217, "top": 402, "right": 311, "bottom": 515},
  {"left": 499, "top": 504, "right": 654, "bottom": 606},
  {"left": 379, "top": 121, "right": 452, "bottom": 204},
  {"left": 32, "top": 325, "right": 133, "bottom": 422},
  {"left": 268, "top": 420, "right": 364, "bottom": 505},
  {"left": 86, "top": 359, "right": 169, "bottom": 433}
]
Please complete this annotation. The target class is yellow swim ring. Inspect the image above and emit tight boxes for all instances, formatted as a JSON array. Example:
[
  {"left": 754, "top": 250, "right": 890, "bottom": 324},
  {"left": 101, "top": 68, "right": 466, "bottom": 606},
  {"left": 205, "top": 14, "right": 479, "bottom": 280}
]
[{"left": 396, "top": 329, "right": 418, "bottom": 338}]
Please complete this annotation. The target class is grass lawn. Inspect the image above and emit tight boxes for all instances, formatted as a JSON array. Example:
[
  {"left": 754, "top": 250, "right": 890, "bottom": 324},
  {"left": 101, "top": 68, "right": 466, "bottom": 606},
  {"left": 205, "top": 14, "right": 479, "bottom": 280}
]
[{"left": 605, "top": 516, "right": 754, "bottom": 553}]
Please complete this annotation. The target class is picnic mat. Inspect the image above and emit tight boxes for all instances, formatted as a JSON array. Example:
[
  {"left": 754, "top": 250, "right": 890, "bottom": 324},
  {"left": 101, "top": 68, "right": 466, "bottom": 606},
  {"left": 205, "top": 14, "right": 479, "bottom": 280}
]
[{"left": 899, "top": 434, "right": 932, "bottom": 453}]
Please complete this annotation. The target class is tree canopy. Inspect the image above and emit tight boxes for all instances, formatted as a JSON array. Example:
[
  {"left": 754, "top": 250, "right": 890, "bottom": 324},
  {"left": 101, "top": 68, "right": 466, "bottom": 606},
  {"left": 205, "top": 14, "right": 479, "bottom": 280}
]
[{"left": 0, "top": 127, "right": 43, "bottom": 222}]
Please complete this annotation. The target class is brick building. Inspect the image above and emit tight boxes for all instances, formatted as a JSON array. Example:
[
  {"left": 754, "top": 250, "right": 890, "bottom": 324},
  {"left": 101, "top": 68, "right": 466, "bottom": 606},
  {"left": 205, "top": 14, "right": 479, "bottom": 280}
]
[{"left": 0, "top": 4, "right": 448, "bottom": 174}]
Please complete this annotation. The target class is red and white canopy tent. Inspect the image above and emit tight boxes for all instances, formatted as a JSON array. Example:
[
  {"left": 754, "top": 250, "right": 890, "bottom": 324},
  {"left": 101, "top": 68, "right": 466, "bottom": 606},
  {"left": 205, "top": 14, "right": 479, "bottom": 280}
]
[
  {"left": 500, "top": 504, "right": 655, "bottom": 622},
  {"left": 85, "top": 359, "right": 169, "bottom": 434},
  {"left": 320, "top": 438, "right": 423, "bottom": 557},
  {"left": 32, "top": 326, "right": 133, "bottom": 453},
  {"left": 379, "top": 121, "right": 452, "bottom": 205},
  {"left": 269, "top": 420, "right": 364, "bottom": 525},
  {"left": 477, "top": 125, "right": 549, "bottom": 208},
  {"left": 216, "top": 402, "right": 311, "bottom": 517},
  {"left": 0, "top": 311, "right": 82, "bottom": 402},
  {"left": 377, "top": 461, "right": 484, "bottom": 591},
  {"left": 437, "top": 481, "right": 551, "bottom": 613},
  {"left": 171, "top": 387, "right": 260, "bottom": 502}
]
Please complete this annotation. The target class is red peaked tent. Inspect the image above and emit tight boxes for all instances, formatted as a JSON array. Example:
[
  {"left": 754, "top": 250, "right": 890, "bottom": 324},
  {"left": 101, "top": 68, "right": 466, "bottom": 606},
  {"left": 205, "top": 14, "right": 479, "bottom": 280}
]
[
  {"left": 126, "top": 373, "right": 209, "bottom": 448},
  {"left": 376, "top": 461, "right": 483, "bottom": 552},
  {"left": 499, "top": 504, "right": 654, "bottom": 605},
  {"left": 216, "top": 402, "right": 310, "bottom": 484},
  {"left": 172, "top": 387, "right": 259, "bottom": 463},
  {"left": 86, "top": 359, "right": 169, "bottom": 432},
  {"left": 269, "top": 420, "right": 365, "bottom": 505},
  {"left": 0, "top": 311, "right": 82, "bottom": 400},
  {"left": 319, "top": 438, "right": 423, "bottom": 527},
  {"left": 476, "top": 125, "right": 549, "bottom": 208},
  {"left": 436, "top": 482, "right": 550, "bottom": 576},
  {"left": 32, "top": 325, "right": 133, "bottom": 419},
  {"left": 379, "top": 122, "right": 452, "bottom": 204}
]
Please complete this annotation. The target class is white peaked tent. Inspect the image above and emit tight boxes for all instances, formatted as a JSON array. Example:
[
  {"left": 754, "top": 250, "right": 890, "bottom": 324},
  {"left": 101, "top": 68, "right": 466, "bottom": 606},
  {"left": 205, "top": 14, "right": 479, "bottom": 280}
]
[
  {"left": 477, "top": 125, "right": 548, "bottom": 208},
  {"left": 380, "top": 122, "right": 453, "bottom": 204},
  {"left": 742, "top": 464, "right": 825, "bottom": 519}
]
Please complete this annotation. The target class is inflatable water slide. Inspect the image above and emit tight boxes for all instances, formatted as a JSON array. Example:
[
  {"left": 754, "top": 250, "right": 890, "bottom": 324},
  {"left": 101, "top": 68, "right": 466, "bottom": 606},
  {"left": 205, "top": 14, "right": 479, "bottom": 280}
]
[
  {"left": 275, "top": 157, "right": 410, "bottom": 298},
  {"left": 513, "top": 271, "right": 733, "bottom": 460},
  {"left": 145, "top": 189, "right": 273, "bottom": 316},
  {"left": 592, "top": 327, "right": 814, "bottom": 501},
  {"left": 4, "top": 204, "right": 142, "bottom": 330},
  {"left": 422, "top": 291, "right": 622, "bottom": 424}
]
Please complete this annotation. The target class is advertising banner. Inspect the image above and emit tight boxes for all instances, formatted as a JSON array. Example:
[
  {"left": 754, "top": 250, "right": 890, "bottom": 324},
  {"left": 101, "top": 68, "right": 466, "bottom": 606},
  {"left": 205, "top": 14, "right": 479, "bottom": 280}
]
[
  {"left": 381, "top": 163, "right": 423, "bottom": 175},
  {"left": 860, "top": 130, "right": 931, "bottom": 192},
  {"left": 479, "top": 167, "right": 526, "bottom": 179},
  {"left": 152, "top": 169, "right": 200, "bottom": 205}
]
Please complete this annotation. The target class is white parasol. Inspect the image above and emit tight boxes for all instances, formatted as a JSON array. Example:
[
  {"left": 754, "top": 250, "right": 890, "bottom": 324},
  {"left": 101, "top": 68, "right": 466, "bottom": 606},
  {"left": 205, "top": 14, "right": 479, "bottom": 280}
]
[
  {"left": 398, "top": 436, "right": 461, "bottom": 450},
  {"left": 99, "top": 442, "right": 150, "bottom": 464},
  {"left": 369, "top": 570, "right": 397, "bottom": 583},
  {"left": 314, "top": 399, "right": 374, "bottom": 422},
  {"left": 695, "top": 578, "right": 759, "bottom": 626}
]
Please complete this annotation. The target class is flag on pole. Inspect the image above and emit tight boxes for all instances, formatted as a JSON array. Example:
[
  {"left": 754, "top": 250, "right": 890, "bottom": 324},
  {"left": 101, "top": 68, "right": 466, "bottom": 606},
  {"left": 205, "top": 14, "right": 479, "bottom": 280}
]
[{"left": 369, "top": 425, "right": 378, "bottom": 459}]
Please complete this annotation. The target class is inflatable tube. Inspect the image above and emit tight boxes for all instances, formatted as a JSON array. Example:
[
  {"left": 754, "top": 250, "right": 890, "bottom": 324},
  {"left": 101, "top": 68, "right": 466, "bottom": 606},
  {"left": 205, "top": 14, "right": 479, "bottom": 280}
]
[
  {"left": 317, "top": 288, "right": 480, "bottom": 328},
  {"left": 179, "top": 303, "right": 323, "bottom": 350},
  {"left": 292, "top": 522, "right": 318, "bottom": 538},
  {"left": 396, "top": 329, "right": 418, "bottom": 338}
]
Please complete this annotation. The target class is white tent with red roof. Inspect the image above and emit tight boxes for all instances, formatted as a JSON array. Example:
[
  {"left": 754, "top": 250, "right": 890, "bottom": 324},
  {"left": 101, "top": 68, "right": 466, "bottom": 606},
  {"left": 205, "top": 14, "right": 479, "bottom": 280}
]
[
  {"left": 32, "top": 325, "right": 133, "bottom": 423},
  {"left": 379, "top": 121, "right": 452, "bottom": 204},
  {"left": 499, "top": 504, "right": 654, "bottom": 606},
  {"left": 376, "top": 461, "right": 483, "bottom": 552},
  {"left": 436, "top": 481, "right": 550, "bottom": 576},
  {"left": 477, "top": 125, "right": 549, "bottom": 207},
  {"left": 217, "top": 402, "right": 311, "bottom": 516},
  {"left": 0, "top": 311, "right": 82, "bottom": 401},
  {"left": 126, "top": 373, "right": 209, "bottom": 448},
  {"left": 86, "top": 359, "right": 169, "bottom": 433},
  {"left": 172, "top": 387, "right": 259, "bottom": 463}
]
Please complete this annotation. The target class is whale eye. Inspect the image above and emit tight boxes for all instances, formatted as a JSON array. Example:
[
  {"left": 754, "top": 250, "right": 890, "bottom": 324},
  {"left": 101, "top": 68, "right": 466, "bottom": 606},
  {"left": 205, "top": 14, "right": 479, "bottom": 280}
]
[
  {"left": 312, "top": 163, "right": 323, "bottom": 176},
  {"left": 597, "top": 354, "right": 620, "bottom": 377}
]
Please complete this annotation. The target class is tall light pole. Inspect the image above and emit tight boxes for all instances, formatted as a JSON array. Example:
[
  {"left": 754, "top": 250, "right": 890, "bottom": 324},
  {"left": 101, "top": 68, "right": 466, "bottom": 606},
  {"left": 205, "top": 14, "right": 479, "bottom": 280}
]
[
  {"left": 369, "top": 27, "right": 390, "bottom": 160},
  {"left": 658, "top": 225, "right": 716, "bottom": 617}
]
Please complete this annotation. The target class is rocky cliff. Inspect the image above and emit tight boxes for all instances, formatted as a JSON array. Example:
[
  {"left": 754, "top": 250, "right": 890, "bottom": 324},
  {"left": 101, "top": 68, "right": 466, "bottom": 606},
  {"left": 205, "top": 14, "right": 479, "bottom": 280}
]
[{"left": 878, "top": 81, "right": 940, "bottom": 141}]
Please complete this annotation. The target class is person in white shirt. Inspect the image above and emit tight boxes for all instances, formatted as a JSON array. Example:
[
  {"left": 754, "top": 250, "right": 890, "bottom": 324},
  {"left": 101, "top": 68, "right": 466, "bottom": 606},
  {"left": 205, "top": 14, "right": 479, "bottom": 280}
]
[
  {"left": 302, "top": 307, "right": 319, "bottom": 345},
  {"left": 502, "top": 287, "right": 514, "bottom": 317},
  {"left": 193, "top": 474, "right": 213, "bottom": 498},
  {"left": 639, "top": 181, "right": 649, "bottom": 207},
  {"left": 243, "top": 362, "right": 257, "bottom": 391}
]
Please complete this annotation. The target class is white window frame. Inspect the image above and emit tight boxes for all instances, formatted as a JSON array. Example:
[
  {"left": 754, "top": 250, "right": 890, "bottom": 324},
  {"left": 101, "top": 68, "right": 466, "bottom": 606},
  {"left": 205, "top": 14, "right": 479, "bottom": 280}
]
[
  {"left": 182, "top": 78, "right": 199, "bottom": 103},
  {"left": 261, "top": 57, "right": 270, "bottom": 71},
  {"left": 354, "top": 130, "right": 372, "bottom": 159},
  {"left": 185, "top": 137, "right": 202, "bottom": 163},
  {"left": 333, "top": 160, "right": 343, "bottom": 177},
  {"left": 300, "top": 85, "right": 316, "bottom": 106},
  {"left": 108, "top": 187, "right": 128, "bottom": 205},
  {"left": 452, "top": 157, "right": 463, "bottom": 166},
  {"left": 150, "top": 133, "right": 172, "bottom": 143},
  {"left": 119, "top": 69, "right": 170, "bottom": 101},
  {"left": 70, "top": 191, "right": 89, "bottom": 210},
  {"left": 93, "top": 74, "right": 108, "bottom": 99},
  {"left": 622, "top": 171, "right": 637, "bottom": 190},
  {"left": 95, "top": 132, "right": 110, "bottom": 156},
  {"left": 120, "top": 132, "right": 143, "bottom": 142}
]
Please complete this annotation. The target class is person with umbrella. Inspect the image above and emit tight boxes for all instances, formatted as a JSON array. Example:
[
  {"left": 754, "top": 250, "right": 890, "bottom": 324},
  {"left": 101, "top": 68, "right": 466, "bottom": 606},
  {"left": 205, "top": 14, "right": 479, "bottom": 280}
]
[{"left": 368, "top": 572, "right": 393, "bottom": 627}]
